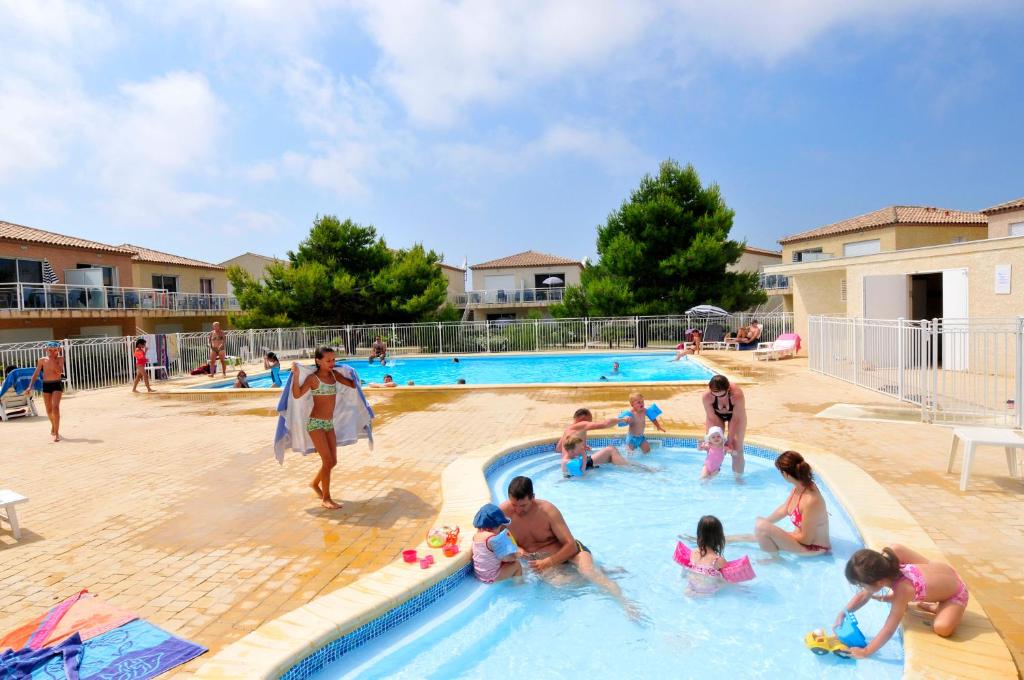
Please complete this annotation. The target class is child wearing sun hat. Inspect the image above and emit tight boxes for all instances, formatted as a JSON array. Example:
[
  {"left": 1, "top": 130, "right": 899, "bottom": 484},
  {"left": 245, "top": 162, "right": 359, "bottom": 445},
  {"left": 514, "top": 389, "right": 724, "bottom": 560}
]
[{"left": 471, "top": 503, "right": 522, "bottom": 583}]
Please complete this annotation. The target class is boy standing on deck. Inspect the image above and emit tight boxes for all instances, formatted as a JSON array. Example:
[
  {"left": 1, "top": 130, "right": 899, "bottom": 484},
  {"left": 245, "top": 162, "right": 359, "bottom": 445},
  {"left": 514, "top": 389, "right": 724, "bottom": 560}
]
[{"left": 28, "top": 341, "right": 65, "bottom": 442}]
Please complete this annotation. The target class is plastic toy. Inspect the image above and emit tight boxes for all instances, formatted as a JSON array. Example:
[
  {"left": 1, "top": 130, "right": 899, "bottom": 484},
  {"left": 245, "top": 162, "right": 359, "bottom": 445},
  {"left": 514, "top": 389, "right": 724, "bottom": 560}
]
[
  {"left": 443, "top": 544, "right": 459, "bottom": 557},
  {"left": 617, "top": 403, "right": 663, "bottom": 426},
  {"left": 426, "top": 529, "right": 445, "bottom": 548},
  {"left": 565, "top": 456, "right": 584, "bottom": 477},
  {"left": 402, "top": 549, "right": 418, "bottom": 563},
  {"left": 804, "top": 612, "right": 867, "bottom": 659},
  {"left": 443, "top": 526, "right": 460, "bottom": 548},
  {"left": 419, "top": 555, "right": 434, "bottom": 569},
  {"left": 672, "top": 541, "right": 755, "bottom": 583}
]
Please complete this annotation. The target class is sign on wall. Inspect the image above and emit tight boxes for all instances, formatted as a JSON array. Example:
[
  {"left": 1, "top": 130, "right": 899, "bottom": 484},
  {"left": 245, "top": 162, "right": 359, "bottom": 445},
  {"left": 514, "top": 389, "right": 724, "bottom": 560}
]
[{"left": 995, "top": 264, "right": 1011, "bottom": 295}]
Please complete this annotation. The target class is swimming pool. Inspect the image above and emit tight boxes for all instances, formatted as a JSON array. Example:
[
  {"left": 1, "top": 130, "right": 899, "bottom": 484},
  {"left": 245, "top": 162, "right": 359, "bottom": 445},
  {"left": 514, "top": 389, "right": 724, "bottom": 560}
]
[
  {"left": 305, "top": 440, "right": 903, "bottom": 679},
  {"left": 198, "top": 352, "right": 715, "bottom": 388}
]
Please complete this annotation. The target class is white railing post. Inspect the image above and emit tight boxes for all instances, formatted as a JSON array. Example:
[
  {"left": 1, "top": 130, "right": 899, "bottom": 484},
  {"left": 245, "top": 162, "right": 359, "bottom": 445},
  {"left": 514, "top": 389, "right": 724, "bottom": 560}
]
[
  {"left": 486, "top": 321, "right": 491, "bottom": 353},
  {"left": 634, "top": 316, "right": 639, "bottom": 348},
  {"left": 438, "top": 322, "right": 443, "bottom": 354},
  {"left": 276, "top": 328, "right": 282, "bottom": 353},
  {"left": 930, "top": 318, "right": 940, "bottom": 422},
  {"left": 897, "top": 317, "right": 905, "bottom": 401},
  {"left": 61, "top": 338, "right": 74, "bottom": 392},
  {"left": 535, "top": 318, "right": 540, "bottom": 350},
  {"left": 346, "top": 326, "right": 352, "bottom": 356},
  {"left": 1017, "top": 317, "right": 1023, "bottom": 429}
]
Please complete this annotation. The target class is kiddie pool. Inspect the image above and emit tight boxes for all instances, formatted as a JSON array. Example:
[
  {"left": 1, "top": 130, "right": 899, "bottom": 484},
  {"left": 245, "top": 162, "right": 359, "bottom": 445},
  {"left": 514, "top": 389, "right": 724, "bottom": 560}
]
[
  {"left": 279, "top": 438, "right": 903, "bottom": 680},
  {"left": 190, "top": 352, "right": 715, "bottom": 389}
]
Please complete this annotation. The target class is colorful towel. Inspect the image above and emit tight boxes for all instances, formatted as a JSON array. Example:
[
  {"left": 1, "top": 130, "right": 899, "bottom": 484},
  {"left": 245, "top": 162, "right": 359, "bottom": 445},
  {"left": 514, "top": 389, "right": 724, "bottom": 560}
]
[
  {"left": 3, "top": 620, "right": 206, "bottom": 679},
  {"left": 0, "top": 368, "right": 42, "bottom": 397},
  {"left": 0, "top": 591, "right": 136, "bottom": 651}
]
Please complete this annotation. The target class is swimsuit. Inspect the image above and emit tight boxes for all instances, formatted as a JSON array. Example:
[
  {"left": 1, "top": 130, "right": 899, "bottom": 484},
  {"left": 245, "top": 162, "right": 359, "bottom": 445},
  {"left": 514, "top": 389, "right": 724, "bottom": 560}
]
[
  {"left": 787, "top": 487, "right": 830, "bottom": 553},
  {"left": 626, "top": 434, "right": 647, "bottom": 448},
  {"left": 574, "top": 539, "right": 590, "bottom": 555},
  {"left": 310, "top": 377, "right": 338, "bottom": 396},
  {"left": 685, "top": 553, "right": 725, "bottom": 595},
  {"left": 712, "top": 391, "right": 734, "bottom": 422},
  {"left": 897, "top": 564, "right": 969, "bottom": 607},
  {"left": 306, "top": 417, "right": 333, "bottom": 432},
  {"left": 704, "top": 444, "right": 726, "bottom": 473},
  {"left": 42, "top": 380, "right": 63, "bottom": 394},
  {"left": 472, "top": 533, "right": 516, "bottom": 584}
]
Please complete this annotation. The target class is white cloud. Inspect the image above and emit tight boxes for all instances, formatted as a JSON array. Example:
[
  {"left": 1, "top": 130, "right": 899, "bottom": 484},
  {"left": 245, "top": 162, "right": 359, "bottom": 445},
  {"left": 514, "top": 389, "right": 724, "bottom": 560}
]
[{"left": 355, "top": 0, "right": 655, "bottom": 126}]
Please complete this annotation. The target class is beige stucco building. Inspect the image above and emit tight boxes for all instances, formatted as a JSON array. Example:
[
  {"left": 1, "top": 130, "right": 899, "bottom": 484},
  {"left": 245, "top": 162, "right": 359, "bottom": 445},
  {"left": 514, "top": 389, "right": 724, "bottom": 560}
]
[
  {"left": 220, "top": 252, "right": 286, "bottom": 295},
  {"left": 730, "top": 245, "right": 783, "bottom": 309},
  {"left": 766, "top": 201, "right": 1024, "bottom": 343},
  {"left": 458, "top": 250, "right": 583, "bottom": 321}
]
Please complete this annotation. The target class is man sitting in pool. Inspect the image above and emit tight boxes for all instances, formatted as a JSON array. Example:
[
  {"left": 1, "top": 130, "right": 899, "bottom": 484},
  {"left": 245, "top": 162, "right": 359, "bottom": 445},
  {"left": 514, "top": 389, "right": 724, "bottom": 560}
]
[
  {"left": 501, "top": 476, "right": 642, "bottom": 620},
  {"left": 556, "top": 408, "right": 631, "bottom": 470}
]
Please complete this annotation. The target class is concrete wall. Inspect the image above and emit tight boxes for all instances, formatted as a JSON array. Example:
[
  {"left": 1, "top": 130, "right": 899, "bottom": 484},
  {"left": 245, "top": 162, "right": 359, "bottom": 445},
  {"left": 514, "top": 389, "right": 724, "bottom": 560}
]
[
  {"left": 221, "top": 253, "right": 280, "bottom": 294},
  {"left": 440, "top": 266, "right": 465, "bottom": 296},
  {"left": 470, "top": 265, "right": 582, "bottom": 291},
  {"left": 0, "top": 241, "right": 135, "bottom": 286},
  {"left": 0, "top": 316, "right": 136, "bottom": 342},
  {"left": 893, "top": 224, "right": 987, "bottom": 250},
  {"left": 790, "top": 269, "right": 848, "bottom": 340},
  {"left": 730, "top": 250, "right": 781, "bottom": 273},
  {"left": 132, "top": 262, "right": 227, "bottom": 294},
  {"left": 987, "top": 206, "right": 1024, "bottom": 239}
]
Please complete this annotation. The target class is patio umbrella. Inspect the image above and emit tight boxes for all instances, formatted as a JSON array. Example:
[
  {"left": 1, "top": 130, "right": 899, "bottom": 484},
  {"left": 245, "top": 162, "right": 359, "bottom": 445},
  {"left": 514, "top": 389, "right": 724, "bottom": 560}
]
[
  {"left": 686, "top": 304, "right": 729, "bottom": 316},
  {"left": 542, "top": 276, "right": 563, "bottom": 286}
]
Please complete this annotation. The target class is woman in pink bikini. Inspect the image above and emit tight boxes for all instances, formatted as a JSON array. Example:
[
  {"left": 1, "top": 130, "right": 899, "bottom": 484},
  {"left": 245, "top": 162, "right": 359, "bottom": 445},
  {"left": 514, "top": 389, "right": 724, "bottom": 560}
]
[
  {"left": 754, "top": 450, "right": 830, "bottom": 556},
  {"left": 838, "top": 545, "right": 969, "bottom": 658}
]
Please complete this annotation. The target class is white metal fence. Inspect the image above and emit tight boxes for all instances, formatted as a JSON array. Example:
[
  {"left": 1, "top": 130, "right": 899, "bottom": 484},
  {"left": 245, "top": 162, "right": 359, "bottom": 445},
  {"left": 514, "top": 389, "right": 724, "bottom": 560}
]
[
  {"left": 0, "top": 312, "right": 792, "bottom": 392},
  {"left": 809, "top": 315, "right": 1023, "bottom": 427}
]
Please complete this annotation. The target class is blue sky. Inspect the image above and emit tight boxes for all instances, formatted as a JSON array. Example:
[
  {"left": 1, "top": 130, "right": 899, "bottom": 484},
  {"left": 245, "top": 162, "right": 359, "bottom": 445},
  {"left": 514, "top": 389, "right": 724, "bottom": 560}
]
[{"left": 2, "top": 1, "right": 1022, "bottom": 267}]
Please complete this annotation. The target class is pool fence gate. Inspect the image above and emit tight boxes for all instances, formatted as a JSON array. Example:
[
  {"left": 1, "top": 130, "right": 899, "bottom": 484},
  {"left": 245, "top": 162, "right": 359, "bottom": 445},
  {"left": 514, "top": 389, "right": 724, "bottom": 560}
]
[
  {"left": 0, "top": 312, "right": 792, "bottom": 393},
  {"left": 808, "top": 315, "right": 1024, "bottom": 428}
]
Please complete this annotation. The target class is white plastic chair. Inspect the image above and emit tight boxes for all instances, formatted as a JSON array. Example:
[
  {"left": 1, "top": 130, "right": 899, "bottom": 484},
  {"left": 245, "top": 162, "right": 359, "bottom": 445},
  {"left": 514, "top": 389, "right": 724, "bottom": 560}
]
[
  {"left": 0, "top": 391, "right": 37, "bottom": 422},
  {"left": 753, "top": 338, "right": 798, "bottom": 361}
]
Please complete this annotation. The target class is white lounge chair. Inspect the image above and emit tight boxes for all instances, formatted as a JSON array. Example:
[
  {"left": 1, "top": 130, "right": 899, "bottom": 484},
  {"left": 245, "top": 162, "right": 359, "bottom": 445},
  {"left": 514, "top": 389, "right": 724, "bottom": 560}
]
[
  {"left": 1, "top": 390, "right": 37, "bottom": 422},
  {"left": 753, "top": 338, "right": 798, "bottom": 361}
]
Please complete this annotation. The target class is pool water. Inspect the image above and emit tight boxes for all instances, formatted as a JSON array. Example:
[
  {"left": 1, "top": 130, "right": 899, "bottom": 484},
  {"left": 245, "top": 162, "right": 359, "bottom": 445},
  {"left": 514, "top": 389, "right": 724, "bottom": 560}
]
[
  {"left": 201, "top": 352, "right": 714, "bottom": 388},
  {"left": 312, "top": 444, "right": 904, "bottom": 679}
]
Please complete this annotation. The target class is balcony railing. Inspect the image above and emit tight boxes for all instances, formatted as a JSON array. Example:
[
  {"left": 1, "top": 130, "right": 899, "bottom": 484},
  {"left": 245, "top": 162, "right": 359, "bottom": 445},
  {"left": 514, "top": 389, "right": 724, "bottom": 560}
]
[
  {"left": 450, "top": 286, "right": 566, "bottom": 306},
  {"left": 759, "top": 273, "right": 790, "bottom": 291},
  {"left": 0, "top": 282, "right": 239, "bottom": 313}
]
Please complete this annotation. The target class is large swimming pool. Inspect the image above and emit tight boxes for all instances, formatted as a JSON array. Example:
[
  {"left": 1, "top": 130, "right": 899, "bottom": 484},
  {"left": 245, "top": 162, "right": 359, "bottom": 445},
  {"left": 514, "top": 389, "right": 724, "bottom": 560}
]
[
  {"left": 308, "top": 441, "right": 903, "bottom": 679},
  {"left": 198, "top": 352, "right": 715, "bottom": 388}
]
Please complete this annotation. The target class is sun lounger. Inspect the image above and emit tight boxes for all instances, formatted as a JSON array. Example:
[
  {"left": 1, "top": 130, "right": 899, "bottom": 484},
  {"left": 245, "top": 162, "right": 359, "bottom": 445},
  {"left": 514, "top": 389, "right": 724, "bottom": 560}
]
[
  {"left": 753, "top": 338, "right": 798, "bottom": 361},
  {"left": 0, "top": 390, "right": 37, "bottom": 422},
  {"left": 0, "top": 489, "right": 28, "bottom": 539}
]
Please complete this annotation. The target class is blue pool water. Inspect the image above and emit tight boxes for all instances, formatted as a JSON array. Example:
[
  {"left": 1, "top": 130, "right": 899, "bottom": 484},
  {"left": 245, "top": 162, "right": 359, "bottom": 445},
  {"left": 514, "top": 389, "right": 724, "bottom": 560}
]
[
  {"left": 200, "top": 352, "right": 714, "bottom": 388},
  {"left": 310, "top": 443, "right": 903, "bottom": 679}
]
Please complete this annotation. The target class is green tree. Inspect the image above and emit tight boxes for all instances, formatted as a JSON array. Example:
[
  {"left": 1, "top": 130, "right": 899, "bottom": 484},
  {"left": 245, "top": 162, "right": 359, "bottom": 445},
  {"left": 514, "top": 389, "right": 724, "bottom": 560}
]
[
  {"left": 554, "top": 160, "right": 766, "bottom": 317},
  {"left": 228, "top": 215, "right": 449, "bottom": 328}
]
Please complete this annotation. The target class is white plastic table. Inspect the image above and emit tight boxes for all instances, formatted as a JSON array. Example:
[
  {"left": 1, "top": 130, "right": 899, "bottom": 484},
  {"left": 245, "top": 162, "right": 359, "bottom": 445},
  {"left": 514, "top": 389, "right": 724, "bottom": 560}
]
[
  {"left": 946, "top": 427, "right": 1024, "bottom": 491},
  {"left": 0, "top": 489, "right": 28, "bottom": 539}
]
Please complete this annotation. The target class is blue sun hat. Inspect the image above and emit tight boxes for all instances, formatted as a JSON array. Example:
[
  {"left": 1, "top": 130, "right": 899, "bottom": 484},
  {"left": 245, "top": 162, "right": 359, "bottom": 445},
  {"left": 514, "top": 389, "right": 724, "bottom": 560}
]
[
  {"left": 46, "top": 341, "right": 60, "bottom": 348},
  {"left": 473, "top": 503, "right": 511, "bottom": 529}
]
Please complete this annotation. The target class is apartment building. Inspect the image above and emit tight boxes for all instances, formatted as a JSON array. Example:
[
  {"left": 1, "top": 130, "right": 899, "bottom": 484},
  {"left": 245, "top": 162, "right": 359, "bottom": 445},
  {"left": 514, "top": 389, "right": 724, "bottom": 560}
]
[{"left": 452, "top": 250, "right": 583, "bottom": 322}]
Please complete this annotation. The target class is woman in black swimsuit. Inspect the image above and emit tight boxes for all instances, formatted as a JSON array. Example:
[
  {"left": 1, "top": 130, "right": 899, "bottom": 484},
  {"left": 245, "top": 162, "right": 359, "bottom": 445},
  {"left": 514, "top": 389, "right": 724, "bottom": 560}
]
[{"left": 701, "top": 375, "right": 747, "bottom": 474}]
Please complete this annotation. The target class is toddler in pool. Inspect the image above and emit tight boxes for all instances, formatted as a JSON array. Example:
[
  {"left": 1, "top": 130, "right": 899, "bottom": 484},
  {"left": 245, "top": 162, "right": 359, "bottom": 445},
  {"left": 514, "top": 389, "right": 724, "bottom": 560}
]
[
  {"left": 623, "top": 392, "right": 665, "bottom": 454},
  {"left": 471, "top": 503, "right": 522, "bottom": 584},
  {"left": 698, "top": 426, "right": 730, "bottom": 479}
]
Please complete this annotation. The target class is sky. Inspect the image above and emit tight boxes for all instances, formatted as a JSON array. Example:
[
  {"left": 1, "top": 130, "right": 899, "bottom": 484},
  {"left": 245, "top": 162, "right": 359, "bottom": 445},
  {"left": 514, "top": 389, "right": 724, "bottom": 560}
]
[{"left": 2, "top": 0, "right": 1023, "bottom": 268}]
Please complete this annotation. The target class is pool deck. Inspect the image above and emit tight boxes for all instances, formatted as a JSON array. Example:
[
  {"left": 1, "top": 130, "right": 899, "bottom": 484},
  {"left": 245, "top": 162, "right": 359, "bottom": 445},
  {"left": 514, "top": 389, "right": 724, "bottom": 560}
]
[{"left": 1, "top": 352, "right": 1021, "bottom": 677}]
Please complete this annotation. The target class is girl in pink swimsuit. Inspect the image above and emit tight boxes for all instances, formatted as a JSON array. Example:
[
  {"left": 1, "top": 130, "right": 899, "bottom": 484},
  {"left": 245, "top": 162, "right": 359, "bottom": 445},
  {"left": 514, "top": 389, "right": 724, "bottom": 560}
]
[
  {"left": 698, "top": 426, "right": 728, "bottom": 479},
  {"left": 837, "top": 545, "right": 969, "bottom": 658},
  {"left": 683, "top": 515, "right": 730, "bottom": 596},
  {"left": 471, "top": 503, "right": 522, "bottom": 584}
]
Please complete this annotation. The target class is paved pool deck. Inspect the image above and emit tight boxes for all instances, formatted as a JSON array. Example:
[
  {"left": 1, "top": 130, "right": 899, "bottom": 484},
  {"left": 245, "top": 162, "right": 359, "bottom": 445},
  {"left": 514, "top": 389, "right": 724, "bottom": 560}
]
[{"left": 1, "top": 352, "right": 1021, "bottom": 677}]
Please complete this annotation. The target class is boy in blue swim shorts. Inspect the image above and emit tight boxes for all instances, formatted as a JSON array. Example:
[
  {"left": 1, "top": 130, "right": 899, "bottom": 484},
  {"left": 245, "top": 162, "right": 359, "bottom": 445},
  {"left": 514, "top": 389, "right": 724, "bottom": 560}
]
[{"left": 624, "top": 392, "right": 665, "bottom": 454}]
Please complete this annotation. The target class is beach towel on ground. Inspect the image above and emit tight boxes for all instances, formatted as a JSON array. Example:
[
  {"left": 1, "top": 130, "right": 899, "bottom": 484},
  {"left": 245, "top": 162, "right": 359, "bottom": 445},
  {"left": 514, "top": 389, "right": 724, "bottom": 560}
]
[
  {"left": 0, "top": 590, "right": 136, "bottom": 652},
  {"left": 2, "top": 620, "right": 206, "bottom": 680},
  {"left": 273, "top": 363, "right": 374, "bottom": 463}
]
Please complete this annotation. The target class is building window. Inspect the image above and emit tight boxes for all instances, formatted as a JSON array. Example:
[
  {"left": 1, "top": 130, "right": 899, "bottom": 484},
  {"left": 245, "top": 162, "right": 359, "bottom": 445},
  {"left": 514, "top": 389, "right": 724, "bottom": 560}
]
[
  {"left": 842, "top": 239, "right": 881, "bottom": 257},
  {"left": 152, "top": 275, "right": 178, "bottom": 293},
  {"left": 76, "top": 263, "right": 117, "bottom": 286},
  {"left": 0, "top": 257, "right": 43, "bottom": 284},
  {"left": 793, "top": 248, "right": 824, "bottom": 262},
  {"left": 1011, "top": 222, "right": 1024, "bottom": 237},
  {"left": 200, "top": 278, "right": 213, "bottom": 294}
]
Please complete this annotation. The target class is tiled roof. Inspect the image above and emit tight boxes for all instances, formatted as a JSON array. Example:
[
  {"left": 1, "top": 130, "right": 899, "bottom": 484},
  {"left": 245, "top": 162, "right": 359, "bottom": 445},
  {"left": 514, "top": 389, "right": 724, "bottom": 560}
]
[
  {"left": 439, "top": 262, "right": 465, "bottom": 271},
  {"left": 470, "top": 250, "right": 582, "bottom": 270},
  {"left": 743, "top": 245, "right": 782, "bottom": 257},
  {"left": 779, "top": 206, "right": 987, "bottom": 245},
  {"left": 220, "top": 252, "right": 281, "bottom": 265},
  {"left": 980, "top": 197, "right": 1024, "bottom": 215},
  {"left": 0, "top": 220, "right": 135, "bottom": 254},
  {"left": 120, "top": 244, "right": 224, "bottom": 270}
]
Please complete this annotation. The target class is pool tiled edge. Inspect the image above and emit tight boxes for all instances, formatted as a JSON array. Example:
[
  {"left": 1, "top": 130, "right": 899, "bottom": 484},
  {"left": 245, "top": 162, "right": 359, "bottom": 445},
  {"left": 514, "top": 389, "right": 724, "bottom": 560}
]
[{"left": 193, "top": 433, "right": 1017, "bottom": 680}]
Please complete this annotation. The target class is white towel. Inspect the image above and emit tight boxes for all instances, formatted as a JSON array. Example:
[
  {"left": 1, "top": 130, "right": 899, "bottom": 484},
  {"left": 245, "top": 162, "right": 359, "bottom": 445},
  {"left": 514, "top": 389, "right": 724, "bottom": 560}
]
[{"left": 273, "top": 363, "right": 374, "bottom": 464}]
